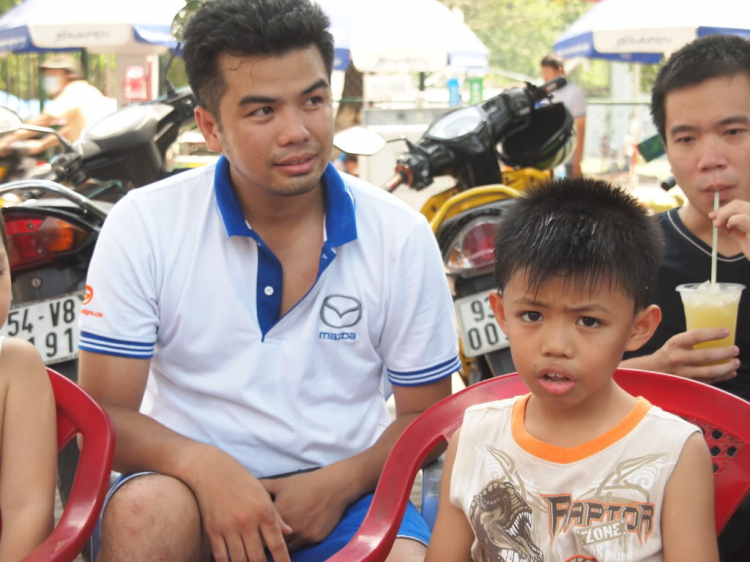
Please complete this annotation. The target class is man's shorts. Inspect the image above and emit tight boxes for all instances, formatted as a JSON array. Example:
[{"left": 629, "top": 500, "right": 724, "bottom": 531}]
[{"left": 91, "top": 472, "right": 431, "bottom": 561}]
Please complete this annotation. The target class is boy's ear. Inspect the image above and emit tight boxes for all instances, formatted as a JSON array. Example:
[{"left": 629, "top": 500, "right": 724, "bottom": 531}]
[
  {"left": 624, "top": 304, "right": 662, "bottom": 352},
  {"left": 489, "top": 290, "right": 507, "bottom": 333}
]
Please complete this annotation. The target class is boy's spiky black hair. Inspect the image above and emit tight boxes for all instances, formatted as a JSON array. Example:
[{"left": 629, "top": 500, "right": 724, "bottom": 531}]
[{"left": 494, "top": 178, "right": 664, "bottom": 311}]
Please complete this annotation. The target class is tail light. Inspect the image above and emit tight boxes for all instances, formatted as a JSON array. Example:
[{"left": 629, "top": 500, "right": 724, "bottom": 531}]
[
  {"left": 5, "top": 214, "right": 89, "bottom": 269},
  {"left": 445, "top": 218, "right": 500, "bottom": 274}
]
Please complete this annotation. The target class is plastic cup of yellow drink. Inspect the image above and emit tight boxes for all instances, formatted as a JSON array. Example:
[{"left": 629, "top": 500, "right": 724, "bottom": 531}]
[{"left": 676, "top": 282, "right": 745, "bottom": 365}]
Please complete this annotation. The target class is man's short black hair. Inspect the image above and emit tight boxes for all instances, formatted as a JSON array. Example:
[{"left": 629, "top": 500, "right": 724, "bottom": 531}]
[
  {"left": 540, "top": 54, "right": 565, "bottom": 71},
  {"left": 183, "top": 0, "right": 335, "bottom": 118},
  {"left": 651, "top": 34, "right": 750, "bottom": 142},
  {"left": 494, "top": 178, "right": 664, "bottom": 311}
]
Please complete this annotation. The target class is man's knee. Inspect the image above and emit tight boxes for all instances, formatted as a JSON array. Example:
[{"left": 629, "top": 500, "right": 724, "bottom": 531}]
[
  {"left": 98, "top": 474, "right": 205, "bottom": 562},
  {"left": 385, "top": 537, "right": 427, "bottom": 562}
]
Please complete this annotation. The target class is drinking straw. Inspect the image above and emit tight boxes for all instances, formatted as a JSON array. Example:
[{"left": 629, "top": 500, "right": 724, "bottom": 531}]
[{"left": 711, "top": 191, "right": 719, "bottom": 287}]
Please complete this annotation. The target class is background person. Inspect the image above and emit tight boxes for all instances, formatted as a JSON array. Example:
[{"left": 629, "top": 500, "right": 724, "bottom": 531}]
[
  {"left": 0, "top": 54, "right": 108, "bottom": 155},
  {"left": 540, "top": 54, "right": 587, "bottom": 178}
]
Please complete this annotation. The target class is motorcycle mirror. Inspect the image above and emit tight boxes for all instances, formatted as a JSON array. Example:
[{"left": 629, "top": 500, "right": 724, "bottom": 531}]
[
  {"left": 163, "top": 1, "right": 203, "bottom": 96},
  {"left": 0, "top": 106, "right": 22, "bottom": 134},
  {"left": 333, "top": 127, "right": 387, "bottom": 156},
  {"left": 171, "top": 1, "right": 203, "bottom": 42}
]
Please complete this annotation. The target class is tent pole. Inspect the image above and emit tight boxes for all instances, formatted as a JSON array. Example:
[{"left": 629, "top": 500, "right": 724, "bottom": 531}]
[
  {"left": 629, "top": 63, "right": 641, "bottom": 190},
  {"left": 81, "top": 49, "right": 89, "bottom": 80},
  {"left": 39, "top": 53, "right": 46, "bottom": 111}
]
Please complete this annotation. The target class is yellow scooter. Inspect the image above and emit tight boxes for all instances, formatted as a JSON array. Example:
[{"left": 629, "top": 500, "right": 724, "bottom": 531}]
[{"left": 338, "top": 78, "right": 680, "bottom": 384}]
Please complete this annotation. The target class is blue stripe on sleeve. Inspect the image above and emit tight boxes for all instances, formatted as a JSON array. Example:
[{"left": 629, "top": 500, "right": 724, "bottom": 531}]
[
  {"left": 387, "top": 356, "right": 459, "bottom": 377},
  {"left": 79, "top": 331, "right": 155, "bottom": 359},
  {"left": 388, "top": 356, "right": 462, "bottom": 387}
]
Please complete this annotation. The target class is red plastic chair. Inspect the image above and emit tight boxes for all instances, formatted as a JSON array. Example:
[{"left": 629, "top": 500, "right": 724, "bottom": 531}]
[
  {"left": 329, "top": 369, "right": 750, "bottom": 562},
  {"left": 3, "top": 368, "right": 116, "bottom": 562}
]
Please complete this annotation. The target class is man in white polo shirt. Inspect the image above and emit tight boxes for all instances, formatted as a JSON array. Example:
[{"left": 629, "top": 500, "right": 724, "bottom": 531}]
[{"left": 78, "top": 1, "right": 459, "bottom": 561}]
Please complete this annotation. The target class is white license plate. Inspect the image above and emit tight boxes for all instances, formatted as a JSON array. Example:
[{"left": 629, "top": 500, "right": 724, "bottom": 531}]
[
  {"left": 0, "top": 292, "right": 85, "bottom": 364},
  {"left": 455, "top": 290, "right": 509, "bottom": 358}
]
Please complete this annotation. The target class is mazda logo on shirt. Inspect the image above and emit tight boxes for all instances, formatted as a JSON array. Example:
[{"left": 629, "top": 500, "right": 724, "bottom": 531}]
[{"left": 320, "top": 295, "right": 363, "bottom": 328}]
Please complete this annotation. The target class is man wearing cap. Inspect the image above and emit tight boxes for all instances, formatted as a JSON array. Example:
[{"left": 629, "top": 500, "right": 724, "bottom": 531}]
[{"left": 0, "top": 54, "right": 107, "bottom": 155}]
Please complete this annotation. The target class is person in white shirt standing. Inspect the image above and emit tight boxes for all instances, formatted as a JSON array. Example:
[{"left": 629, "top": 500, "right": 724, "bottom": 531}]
[
  {"left": 541, "top": 54, "right": 587, "bottom": 178},
  {"left": 79, "top": 0, "right": 459, "bottom": 561},
  {"left": 0, "top": 54, "right": 108, "bottom": 155}
]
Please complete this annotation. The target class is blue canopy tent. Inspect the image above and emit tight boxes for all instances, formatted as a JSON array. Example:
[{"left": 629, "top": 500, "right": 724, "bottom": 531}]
[
  {"left": 0, "top": 0, "right": 185, "bottom": 55},
  {"left": 554, "top": 0, "right": 750, "bottom": 63}
]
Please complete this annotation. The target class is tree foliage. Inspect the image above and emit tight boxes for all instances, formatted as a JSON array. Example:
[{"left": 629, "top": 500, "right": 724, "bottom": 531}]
[{"left": 439, "top": 0, "right": 594, "bottom": 81}]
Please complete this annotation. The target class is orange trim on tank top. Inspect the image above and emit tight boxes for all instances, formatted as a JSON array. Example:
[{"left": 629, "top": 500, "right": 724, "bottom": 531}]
[{"left": 511, "top": 394, "right": 652, "bottom": 464}]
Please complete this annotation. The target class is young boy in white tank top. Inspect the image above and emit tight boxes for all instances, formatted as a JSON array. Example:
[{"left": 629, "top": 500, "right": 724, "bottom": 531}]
[
  {"left": 0, "top": 213, "right": 58, "bottom": 560},
  {"left": 425, "top": 179, "right": 718, "bottom": 562}
]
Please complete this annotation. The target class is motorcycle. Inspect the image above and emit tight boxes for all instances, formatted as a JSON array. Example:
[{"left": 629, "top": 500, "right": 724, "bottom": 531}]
[
  {"left": 0, "top": 3, "right": 200, "bottom": 514},
  {"left": 0, "top": 89, "right": 196, "bottom": 376},
  {"left": 336, "top": 77, "right": 579, "bottom": 385}
]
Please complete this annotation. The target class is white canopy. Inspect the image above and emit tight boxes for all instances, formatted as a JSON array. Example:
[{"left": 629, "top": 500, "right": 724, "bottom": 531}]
[{"left": 317, "top": 0, "right": 489, "bottom": 73}]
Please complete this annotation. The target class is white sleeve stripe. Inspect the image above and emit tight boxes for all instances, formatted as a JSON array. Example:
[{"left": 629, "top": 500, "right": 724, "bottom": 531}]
[
  {"left": 79, "top": 335, "right": 155, "bottom": 352},
  {"left": 79, "top": 341, "right": 154, "bottom": 357},
  {"left": 388, "top": 357, "right": 461, "bottom": 385}
]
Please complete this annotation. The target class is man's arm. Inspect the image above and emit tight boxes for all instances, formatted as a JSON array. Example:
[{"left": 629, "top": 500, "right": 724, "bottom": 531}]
[
  {"left": 0, "top": 108, "right": 83, "bottom": 155},
  {"left": 0, "top": 112, "right": 55, "bottom": 153},
  {"left": 570, "top": 116, "right": 586, "bottom": 178},
  {"left": 78, "top": 350, "right": 199, "bottom": 476},
  {"left": 662, "top": 433, "right": 718, "bottom": 562},
  {"left": 261, "top": 376, "right": 452, "bottom": 549},
  {"left": 620, "top": 327, "right": 739, "bottom": 383},
  {"left": 78, "top": 350, "right": 292, "bottom": 562},
  {"left": 22, "top": 107, "right": 85, "bottom": 155},
  {"left": 341, "top": 377, "right": 453, "bottom": 497}
]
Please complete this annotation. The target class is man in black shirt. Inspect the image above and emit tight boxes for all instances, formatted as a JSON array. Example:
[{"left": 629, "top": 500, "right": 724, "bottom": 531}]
[
  {"left": 626, "top": 208, "right": 750, "bottom": 400},
  {"left": 622, "top": 35, "right": 750, "bottom": 398},
  {"left": 622, "top": 34, "right": 750, "bottom": 561}
]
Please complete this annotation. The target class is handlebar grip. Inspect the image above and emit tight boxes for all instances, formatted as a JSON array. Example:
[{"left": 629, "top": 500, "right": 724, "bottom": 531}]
[
  {"left": 661, "top": 176, "right": 677, "bottom": 191},
  {"left": 530, "top": 76, "right": 568, "bottom": 103},
  {"left": 385, "top": 173, "right": 404, "bottom": 192}
]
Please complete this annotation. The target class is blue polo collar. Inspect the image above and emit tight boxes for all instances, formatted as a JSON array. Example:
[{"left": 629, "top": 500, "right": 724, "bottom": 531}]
[{"left": 213, "top": 155, "right": 358, "bottom": 247}]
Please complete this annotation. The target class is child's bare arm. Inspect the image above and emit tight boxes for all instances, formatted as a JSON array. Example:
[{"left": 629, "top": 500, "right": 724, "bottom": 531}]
[
  {"left": 0, "top": 339, "right": 57, "bottom": 562},
  {"left": 662, "top": 432, "right": 719, "bottom": 562},
  {"left": 425, "top": 428, "right": 474, "bottom": 562}
]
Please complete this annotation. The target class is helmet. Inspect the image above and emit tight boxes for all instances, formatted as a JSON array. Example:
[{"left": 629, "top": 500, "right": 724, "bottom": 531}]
[
  {"left": 40, "top": 55, "right": 83, "bottom": 79},
  {"left": 497, "top": 102, "right": 575, "bottom": 171}
]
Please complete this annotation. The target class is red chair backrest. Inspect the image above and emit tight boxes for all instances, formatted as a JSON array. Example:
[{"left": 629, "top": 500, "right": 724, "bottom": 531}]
[
  {"left": 329, "top": 369, "right": 750, "bottom": 562},
  {"left": 20, "top": 369, "right": 115, "bottom": 562},
  {"left": 613, "top": 369, "right": 750, "bottom": 533}
]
